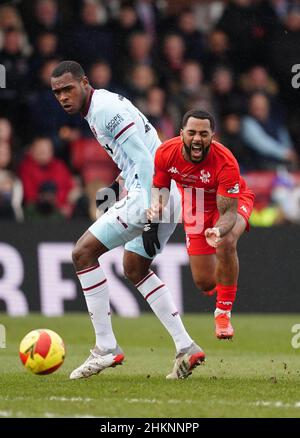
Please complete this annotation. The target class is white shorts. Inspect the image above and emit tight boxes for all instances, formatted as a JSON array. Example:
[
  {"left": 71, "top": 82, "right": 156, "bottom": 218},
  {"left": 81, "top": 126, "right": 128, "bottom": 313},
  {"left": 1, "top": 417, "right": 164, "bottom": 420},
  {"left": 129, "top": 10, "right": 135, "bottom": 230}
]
[{"left": 89, "top": 181, "right": 181, "bottom": 259}]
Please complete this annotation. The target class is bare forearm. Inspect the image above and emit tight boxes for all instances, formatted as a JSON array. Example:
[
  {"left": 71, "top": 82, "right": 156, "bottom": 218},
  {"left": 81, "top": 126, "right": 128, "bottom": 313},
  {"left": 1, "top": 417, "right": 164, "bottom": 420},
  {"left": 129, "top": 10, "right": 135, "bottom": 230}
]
[
  {"left": 215, "top": 211, "right": 237, "bottom": 237},
  {"left": 215, "top": 195, "right": 238, "bottom": 237}
]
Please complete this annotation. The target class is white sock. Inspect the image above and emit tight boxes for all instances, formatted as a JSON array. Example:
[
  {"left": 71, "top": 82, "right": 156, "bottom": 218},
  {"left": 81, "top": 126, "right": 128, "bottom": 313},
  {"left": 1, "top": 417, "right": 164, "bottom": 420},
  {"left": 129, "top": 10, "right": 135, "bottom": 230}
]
[
  {"left": 136, "top": 271, "right": 193, "bottom": 352},
  {"left": 215, "top": 308, "right": 231, "bottom": 317},
  {"left": 77, "top": 264, "right": 117, "bottom": 350}
]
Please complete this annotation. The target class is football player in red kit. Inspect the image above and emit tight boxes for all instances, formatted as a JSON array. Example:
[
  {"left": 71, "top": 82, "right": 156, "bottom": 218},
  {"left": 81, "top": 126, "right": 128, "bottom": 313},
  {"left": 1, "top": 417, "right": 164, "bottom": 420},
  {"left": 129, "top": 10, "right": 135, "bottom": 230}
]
[{"left": 143, "top": 110, "right": 255, "bottom": 339}]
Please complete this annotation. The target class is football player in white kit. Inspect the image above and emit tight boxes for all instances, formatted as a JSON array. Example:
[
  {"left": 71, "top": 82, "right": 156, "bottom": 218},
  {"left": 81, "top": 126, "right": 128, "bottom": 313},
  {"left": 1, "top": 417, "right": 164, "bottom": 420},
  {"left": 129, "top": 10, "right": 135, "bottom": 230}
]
[{"left": 51, "top": 61, "right": 205, "bottom": 380}]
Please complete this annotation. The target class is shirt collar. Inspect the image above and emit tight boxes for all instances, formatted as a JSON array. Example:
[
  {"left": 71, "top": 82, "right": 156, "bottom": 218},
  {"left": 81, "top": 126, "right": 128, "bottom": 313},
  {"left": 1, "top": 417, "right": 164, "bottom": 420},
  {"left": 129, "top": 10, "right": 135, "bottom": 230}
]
[{"left": 81, "top": 88, "right": 95, "bottom": 118}]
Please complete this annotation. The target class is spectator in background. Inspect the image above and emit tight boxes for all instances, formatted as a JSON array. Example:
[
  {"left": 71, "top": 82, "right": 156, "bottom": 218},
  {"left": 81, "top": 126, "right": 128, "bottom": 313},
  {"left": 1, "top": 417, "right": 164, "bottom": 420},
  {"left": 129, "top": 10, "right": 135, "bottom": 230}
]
[
  {"left": 0, "top": 4, "right": 24, "bottom": 32},
  {"left": 126, "top": 64, "right": 157, "bottom": 109},
  {"left": 220, "top": 112, "right": 255, "bottom": 171},
  {"left": 0, "top": 118, "right": 20, "bottom": 172},
  {"left": 136, "top": 0, "right": 159, "bottom": 42},
  {"left": 116, "top": 31, "right": 153, "bottom": 84},
  {"left": 267, "top": 6, "right": 300, "bottom": 154},
  {"left": 241, "top": 92, "right": 298, "bottom": 169},
  {"left": 202, "top": 29, "right": 233, "bottom": 78},
  {"left": 88, "top": 59, "right": 124, "bottom": 94},
  {"left": 212, "top": 66, "right": 245, "bottom": 119},
  {"left": 18, "top": 136, "right": 74, "bottom": 217},
  {"left": 110, "top": 1, "right": 144, "bottom": 56},
  {"left": 64, "top": 0, "right": 112, "bottom": 67},
  {"left": 0, "top": 140, "right": 13, "bottom": 171},
  {"left": 194, "top": 0, "right": 225, "bottom": 33},
  {"left": 177, "top": 7, "right": 204, "bottom": 62},
  {"left": 157, "top": 33, "right": 186, "bottom": 93},
  {"left": 173, "top": 60, "right": 214, "bottom": 120},
  {"left": 0, "top": 118, "right": 23, "bottom": 221},
  {"left": 144, "top": 86, "right": 177, "bottom": 141},
  {"left": 271, "top": 169, "right": 300, "bottom": 225},
  {"left": 0, "top": 170, "right": 23, "bottom": 221},
  {"left": 239, "top": 65, "right": 282, "bottom": 117},
  {"left": 0, "top": 118, "right": 12, "bottom": 144},
  {"left": 29, "top": 31, "right": 60, "bottom": 84},
  {"left": 24, "top": 180, "right": 65, "bottom": 221},
  {"left": 0, "top": 27, "right": 31, "bottom": 126},
  {"left": 28, "top": 0, "right": 61, "bottom": 43},
  {"left": 270, "top": 0, "right": 291, "bottom": 20},
  {"left": 240, "top": 65, "right": 279, "bottom": 97},
  {"left": 217, "top": 0, "right": 267, "bottom": 72}
]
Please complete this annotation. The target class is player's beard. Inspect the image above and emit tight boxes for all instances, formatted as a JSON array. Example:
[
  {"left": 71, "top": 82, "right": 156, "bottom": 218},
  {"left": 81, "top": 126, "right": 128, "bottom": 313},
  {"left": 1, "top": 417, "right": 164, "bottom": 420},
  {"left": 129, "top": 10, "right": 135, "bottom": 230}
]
[{"left": 183, "top": 141, "right": 211, "bottom": 163}]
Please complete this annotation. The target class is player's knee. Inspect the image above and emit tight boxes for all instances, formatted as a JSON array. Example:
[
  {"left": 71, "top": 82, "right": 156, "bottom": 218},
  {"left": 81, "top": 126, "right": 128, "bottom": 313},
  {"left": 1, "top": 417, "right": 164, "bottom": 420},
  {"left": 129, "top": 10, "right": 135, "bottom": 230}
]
[
  {"left": 193, "top": 277, "right": 215, "bottom": 292},
  {"left": 123, "top": 264, "right": 148, "bottom": 285},
  {"left": 72, "top": 243, "right": 84, "bottom": 267},
  {"left": 72, "top": 241, "right": 94, "bottom": 269}
]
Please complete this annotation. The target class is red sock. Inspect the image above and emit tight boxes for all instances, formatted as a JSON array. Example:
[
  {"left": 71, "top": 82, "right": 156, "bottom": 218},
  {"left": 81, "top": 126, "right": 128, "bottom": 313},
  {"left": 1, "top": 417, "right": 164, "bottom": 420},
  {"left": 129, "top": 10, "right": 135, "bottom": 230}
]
[{"left": 216, "top": 284, "right": 237, "bottom": 312}]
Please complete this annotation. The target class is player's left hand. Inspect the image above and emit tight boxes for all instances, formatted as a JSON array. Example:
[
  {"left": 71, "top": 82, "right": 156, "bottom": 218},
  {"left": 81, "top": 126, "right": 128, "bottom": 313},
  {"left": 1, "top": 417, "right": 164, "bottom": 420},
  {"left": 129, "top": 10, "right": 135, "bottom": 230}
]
[
  {"left": 205, "top": 227, "right": 223, "bottom": 248},
  {"left": 142, "top": 222, "right": 160, "bottom": 258}
]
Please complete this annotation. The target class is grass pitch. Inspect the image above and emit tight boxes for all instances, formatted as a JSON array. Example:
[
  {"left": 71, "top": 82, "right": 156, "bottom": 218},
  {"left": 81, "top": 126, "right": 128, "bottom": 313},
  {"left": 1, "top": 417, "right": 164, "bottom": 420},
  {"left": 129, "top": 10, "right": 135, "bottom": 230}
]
[{"left": 0, "top": 313, "right": 299, "bottom": 418}]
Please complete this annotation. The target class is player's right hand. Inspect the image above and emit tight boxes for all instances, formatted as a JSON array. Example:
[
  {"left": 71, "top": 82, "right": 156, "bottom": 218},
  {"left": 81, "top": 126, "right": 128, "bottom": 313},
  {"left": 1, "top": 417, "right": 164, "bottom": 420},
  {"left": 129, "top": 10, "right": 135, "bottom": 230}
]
[{"left": 205, "top": 227, "right": 223, "bottom": 248}]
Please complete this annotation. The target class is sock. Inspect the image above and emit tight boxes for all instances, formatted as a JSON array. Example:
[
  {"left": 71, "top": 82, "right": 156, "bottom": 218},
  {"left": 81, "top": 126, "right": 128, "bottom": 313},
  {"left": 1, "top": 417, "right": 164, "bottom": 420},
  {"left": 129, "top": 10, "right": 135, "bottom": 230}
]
[
  {"left": 77, "top": 264, "right": 117, "bottom": 350},
  {"left": 136, "top": 271, "right": 193, "bottom": 352},
  {"left": 215, "top": 284, "right": 237, "bottom": 314}
]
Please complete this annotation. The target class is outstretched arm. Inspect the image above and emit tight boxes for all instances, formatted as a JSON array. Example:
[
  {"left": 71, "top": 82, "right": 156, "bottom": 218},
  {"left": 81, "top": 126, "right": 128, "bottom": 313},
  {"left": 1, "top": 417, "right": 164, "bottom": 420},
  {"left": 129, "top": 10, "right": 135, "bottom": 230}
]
[
  {"left": 121, "top": 131, "right": 154, "bottom": 209},
  {"left": 205, "top": 195, "right": 238, "bottom": 248}
]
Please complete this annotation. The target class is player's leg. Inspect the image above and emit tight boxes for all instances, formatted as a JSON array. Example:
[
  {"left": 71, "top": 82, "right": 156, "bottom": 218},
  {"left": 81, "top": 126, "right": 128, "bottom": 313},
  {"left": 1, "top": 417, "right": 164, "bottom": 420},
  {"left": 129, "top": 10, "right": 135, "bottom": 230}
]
[
  {"left": 70, "top": 193, "right": 145, "bottom": 379},
  {"left": 213, "top": 214, "right": 246, "bottom": 339},
  {"left": 213, "top": 190, "right": 254, "bottom": 339},
  {"left": 189, "top": 253, "right": 217, "bottom": 296},
  {"left": 70, "top": 229, "right": 126, "bottom": 380},
  {"left": 123, "top": 249, "right": 195, "bottom": 352},
  {"left": 124, "top": 184, "right": 205, "bottom": 379}
]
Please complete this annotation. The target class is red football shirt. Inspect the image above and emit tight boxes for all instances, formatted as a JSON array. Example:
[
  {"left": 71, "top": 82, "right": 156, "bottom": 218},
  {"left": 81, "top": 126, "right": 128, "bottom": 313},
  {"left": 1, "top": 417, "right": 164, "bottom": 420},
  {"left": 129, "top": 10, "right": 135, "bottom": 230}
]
[{"left": 153, "top": 136, "right": 248, "bottom": 214}]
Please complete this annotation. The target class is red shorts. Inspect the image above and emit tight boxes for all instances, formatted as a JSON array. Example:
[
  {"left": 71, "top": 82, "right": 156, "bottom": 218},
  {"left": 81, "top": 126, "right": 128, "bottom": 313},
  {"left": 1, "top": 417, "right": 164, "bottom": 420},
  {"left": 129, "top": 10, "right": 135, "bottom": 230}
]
[{"left": 185, "top": 190, "right": 255, "bottom": 256}]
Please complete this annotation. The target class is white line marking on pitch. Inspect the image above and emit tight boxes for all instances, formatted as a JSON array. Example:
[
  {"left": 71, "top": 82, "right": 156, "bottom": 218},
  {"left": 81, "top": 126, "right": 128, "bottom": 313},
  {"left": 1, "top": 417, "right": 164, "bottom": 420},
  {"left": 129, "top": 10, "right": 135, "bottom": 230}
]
[
  {"left": 125, "top": 398, "right": 197, "bottom": 404},
  {"left": 253, "top": 401, "right": 300, "bottom": 408}
]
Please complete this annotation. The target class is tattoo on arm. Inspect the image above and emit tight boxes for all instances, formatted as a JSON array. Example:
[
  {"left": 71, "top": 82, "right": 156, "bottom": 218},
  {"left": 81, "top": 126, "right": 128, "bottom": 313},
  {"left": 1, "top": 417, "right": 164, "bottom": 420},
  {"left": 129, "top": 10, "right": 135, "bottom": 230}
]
[
  {"left": 215, "top": 195, "right": 238, "bottom": 236},
  {"left": 217, "top": 195, "right": 238, "bottom": 215}
]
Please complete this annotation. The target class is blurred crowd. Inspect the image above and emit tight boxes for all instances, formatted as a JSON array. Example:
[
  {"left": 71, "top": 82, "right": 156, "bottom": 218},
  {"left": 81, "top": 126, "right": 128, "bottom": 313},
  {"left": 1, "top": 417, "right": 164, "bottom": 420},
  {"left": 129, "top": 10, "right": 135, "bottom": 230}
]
[{"left": 1, "top": 0, "right": 300, "bottom": 226}]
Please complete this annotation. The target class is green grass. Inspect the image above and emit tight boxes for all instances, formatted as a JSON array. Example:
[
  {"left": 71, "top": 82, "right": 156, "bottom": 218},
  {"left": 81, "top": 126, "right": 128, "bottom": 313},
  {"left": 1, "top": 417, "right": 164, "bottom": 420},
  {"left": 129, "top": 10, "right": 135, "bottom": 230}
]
[{"left": 0, "top": 313, "right": 300, "bottom": 418}]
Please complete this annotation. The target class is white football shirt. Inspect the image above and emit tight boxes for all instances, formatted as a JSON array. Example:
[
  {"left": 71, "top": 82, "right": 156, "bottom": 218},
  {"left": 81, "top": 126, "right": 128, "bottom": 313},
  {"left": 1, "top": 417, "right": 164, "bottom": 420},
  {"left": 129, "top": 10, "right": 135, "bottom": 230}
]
[{"left": 84, "top": 89, "right": 161, "bottom": 192}]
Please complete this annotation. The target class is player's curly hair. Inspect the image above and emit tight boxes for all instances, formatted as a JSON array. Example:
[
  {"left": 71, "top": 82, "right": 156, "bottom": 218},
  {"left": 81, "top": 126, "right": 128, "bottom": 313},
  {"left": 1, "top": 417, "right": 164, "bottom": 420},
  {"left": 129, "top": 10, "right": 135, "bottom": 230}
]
[
  {"left": 51, "top": 60, "right": 86, "bottom": 80},
  {"left": 182, "top": 110, "right": 215, "bottom": 131}
]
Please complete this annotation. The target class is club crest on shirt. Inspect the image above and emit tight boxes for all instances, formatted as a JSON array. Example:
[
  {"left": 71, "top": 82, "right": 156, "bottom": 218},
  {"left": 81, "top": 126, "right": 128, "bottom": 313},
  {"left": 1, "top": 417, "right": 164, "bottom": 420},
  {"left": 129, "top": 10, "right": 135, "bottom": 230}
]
[
  {"left": 200, "top": 170, "right": 211, "bottom": 183},
  {"left": 227, "top": 183, "right": 240, "bottom": 194}
]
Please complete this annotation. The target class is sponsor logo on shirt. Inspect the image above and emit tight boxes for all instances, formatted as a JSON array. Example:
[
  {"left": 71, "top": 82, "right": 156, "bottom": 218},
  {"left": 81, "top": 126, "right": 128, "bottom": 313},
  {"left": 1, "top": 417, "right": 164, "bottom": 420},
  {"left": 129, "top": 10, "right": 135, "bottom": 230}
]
[
  {"left": 240, "top": 205, "right": 248, "bottom": 213},
  {"left": 200, "top": 170, "right": 211, "bottom": 183},
  {"left": 168, "top": 166, "right": 180, "bottom": 174},
  {"left": 106, "top": 114, "right": 124, "bottom": 133},
  {"left": 227, "top": 183, "right": 240, "bottom": 194}
]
